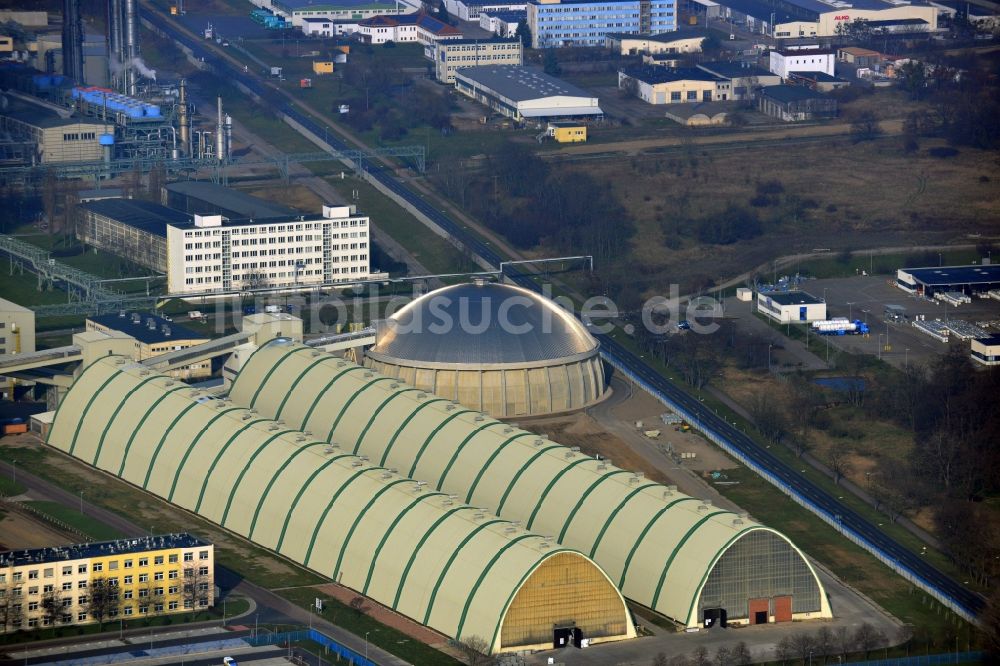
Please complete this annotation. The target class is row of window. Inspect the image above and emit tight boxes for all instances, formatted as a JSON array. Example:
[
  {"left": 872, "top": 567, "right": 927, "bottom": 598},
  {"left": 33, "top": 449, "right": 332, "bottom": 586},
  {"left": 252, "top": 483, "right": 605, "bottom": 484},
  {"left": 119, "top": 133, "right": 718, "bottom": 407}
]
[
  {"left": 181, "top": 220, "right": 366, "bottom": 239},
  {"left": 62, "top": 132, "right": 98, "bottom": 142},
  {"left": 0, "top": 551, "right": 209, "bottom": 584}
]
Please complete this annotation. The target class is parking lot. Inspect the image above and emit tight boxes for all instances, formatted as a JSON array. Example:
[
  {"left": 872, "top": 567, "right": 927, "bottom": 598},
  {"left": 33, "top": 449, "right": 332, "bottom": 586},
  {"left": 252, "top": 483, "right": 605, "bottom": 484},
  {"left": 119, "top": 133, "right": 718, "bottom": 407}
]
[{"left": 808, "top": 275, "right": 1000, "bottom": 368}]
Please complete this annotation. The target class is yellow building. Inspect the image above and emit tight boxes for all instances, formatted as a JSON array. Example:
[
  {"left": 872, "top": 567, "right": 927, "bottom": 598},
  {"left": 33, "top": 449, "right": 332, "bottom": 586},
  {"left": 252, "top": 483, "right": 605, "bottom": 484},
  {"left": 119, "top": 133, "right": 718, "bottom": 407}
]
[
  {"left": 312, "top": 61, "right": 334, "bottom": 74},
  {"left": 0, "top": 297, "right": 36, "bottom": 401},
  {"left": 0, "top": 534, "right": 214, "bottom": 634},
  {"left": 86, "top": 313, "right": 211, "bottom": 380},
  {"left": 547, "top": 121, "right": 587, "bottom": 143}
]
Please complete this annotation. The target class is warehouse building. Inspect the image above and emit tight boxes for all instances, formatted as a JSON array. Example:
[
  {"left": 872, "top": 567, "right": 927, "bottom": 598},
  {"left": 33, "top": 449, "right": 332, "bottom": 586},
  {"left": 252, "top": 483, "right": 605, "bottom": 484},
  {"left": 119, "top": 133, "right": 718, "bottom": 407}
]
[
  {"left": 86, "top": 312, "right": 211, "bottom": 380},
  {"left": 693, "top": 0, "right": 938, "bottom": 37},
  {"left": 455, "top": 66, "right": 602, "bottom": 121},
  {"left": 0, "top": 99, "right": 110, "bottom": 164},
  {"left": 364, "top": 281, "right": 607, "bottom": 418},
  {"left": 445, "top": 0, "right": 527, "bottom": 20},
  {"left": 0, "top": 534, "right": 213, "bottom": 633},
  {"left": 479, "top": 10, "right": 526, "bottom": 36},
  {"left": 260, "top": 0, "right": 412, "bottom": 26},
  {"left": 757, "top": 85, "right": 837, "bottom": 121},
  {"left": 605, "top": 28, "right": 710, "bottom": 55},
  {"left": 971, "top": 335, "right": 1000, "bottom": 366},
  {"left": 619, "top": 66, "right": 728, "bottom": 104},
  {"left": 162, "top": 182, "right": 297, "bottom": 221},
  {"left": 231, "top": 339, "right": 832, "bottom": 629},
  {"left": 432, "top": 38, "right": 523, "bottom": 83},
  {"left": 47, "top": 357, "right": 635, "bottom": 653},
  {"left": 528, "top": 0, "right": 677, "bottom": 47},
  {"left": 895, "top": 264, "right": 1000, "bottom": 297},
  {"left": 769, "top": 48, "right": 835, "bottom": 79},
  {"left": 76, "top": 199, "right": 375, "bottom": 296},
  {"left": 756, "top": 290, "right": 827, "bottom": 323},
  {"left": 696, "top": 61, "right": 780, "bottom": 100}
]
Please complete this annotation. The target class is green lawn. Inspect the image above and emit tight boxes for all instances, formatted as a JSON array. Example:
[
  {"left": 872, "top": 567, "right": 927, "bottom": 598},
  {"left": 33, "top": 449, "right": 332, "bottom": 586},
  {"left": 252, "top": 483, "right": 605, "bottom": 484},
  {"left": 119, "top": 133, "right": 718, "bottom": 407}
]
[
  {"left": 0, "top": 271, "right": 70, "bottom": 308},
  {"left": 0, "top": 597, "right": 251, "bottom": 646},
  {"left": 278, "top": 587, "right": 462, "bottom": 666},
  {"left": 0, "top": 476, "right": 26, "bottom": 496},
  {"left": 322, "top": 174, "right": 475, "bottom": 276},
  {"left": 23, "top": 500, "right": 127, "bottom": 542}
]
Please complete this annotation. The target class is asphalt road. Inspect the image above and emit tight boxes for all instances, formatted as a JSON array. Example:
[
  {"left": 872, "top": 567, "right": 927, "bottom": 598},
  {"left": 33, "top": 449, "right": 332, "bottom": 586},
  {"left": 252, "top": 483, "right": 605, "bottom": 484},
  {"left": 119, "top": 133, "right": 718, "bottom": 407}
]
[{"left": 140, "top": 4, "right": 984, "bottom": 622}]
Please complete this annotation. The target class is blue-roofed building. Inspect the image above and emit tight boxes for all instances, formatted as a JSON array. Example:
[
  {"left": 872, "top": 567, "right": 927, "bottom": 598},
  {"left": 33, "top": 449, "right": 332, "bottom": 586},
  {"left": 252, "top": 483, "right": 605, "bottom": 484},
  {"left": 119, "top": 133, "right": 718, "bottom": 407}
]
[
  {"left": 896, "top": 265, "right": 1000, "bottom": 297},
  {"left": 86, "top": 312, "right": 212, "bottom": 379},
  {"left": 528, "top": 0, "right": 677, "bottom": 48}
]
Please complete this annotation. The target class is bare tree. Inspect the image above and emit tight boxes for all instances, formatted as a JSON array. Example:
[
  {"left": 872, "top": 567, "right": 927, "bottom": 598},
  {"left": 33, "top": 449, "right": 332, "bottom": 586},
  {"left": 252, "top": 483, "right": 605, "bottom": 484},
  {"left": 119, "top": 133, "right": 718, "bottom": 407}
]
[
  {"left": 854, "top": 622, "right": 886, "bottom": 658},
  {"left": 452, "top": 635, "right": 494, "bottom": 666},
  {"left": 827, "top": 445, "right": 853, "bottom": 485},
  {"left": 790, "top": 632, "right": 816, "bottom": 662},
  {"left": 815, "top": 626, "right": 835, "bottom": 659},
  {"left": 834, "top": 625, "right": 855, "bottom": 658},
  {"left": 775, "top": 636, "right": 794, "bottom": 664},
  {"left": 0, "top": 581, "right": 21, "bottom": 632},
  {"left": 41, "top": 589, "right": 63, "bottom": 628},
  {"left": 731, "top": 641, "right": 752, "bottom": 665},
  {"left": 691, "top": 646, "right": 711, "bottom": 666},
  {"left": 348, "top": 595, "right": 368, "bottom": 615},
  {"left": 182, "top": 565, "right": 211, "bottom": 612},
  {"left": 851, "top": 110, "right": 883, "bottom": 143},
  {"left": 86, "top": 577, "right": 119, "bottom": 629},
  {"left": 749, "top": 393, "right": 788, "bottom": 445},
  {"left": 713, "top": 646, "right": 731, "bottom": 666}
]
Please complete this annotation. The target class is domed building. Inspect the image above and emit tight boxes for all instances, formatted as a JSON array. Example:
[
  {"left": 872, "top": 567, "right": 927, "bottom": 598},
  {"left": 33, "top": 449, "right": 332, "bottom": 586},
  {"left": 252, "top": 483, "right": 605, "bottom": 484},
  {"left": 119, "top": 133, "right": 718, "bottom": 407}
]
[{"left": 364, "top": 280, "right": 607, "bottom": 418}]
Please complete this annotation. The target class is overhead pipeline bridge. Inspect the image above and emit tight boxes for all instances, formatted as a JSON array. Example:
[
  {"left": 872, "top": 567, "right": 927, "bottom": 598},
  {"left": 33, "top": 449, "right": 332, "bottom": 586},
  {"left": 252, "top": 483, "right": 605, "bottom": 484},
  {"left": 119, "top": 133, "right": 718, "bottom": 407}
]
[
  {"left": 0, "top": 234, "right": 122, "bottom": 303},
  {"left": 0, "top": 147, "right": 425, "bottom": 186}
]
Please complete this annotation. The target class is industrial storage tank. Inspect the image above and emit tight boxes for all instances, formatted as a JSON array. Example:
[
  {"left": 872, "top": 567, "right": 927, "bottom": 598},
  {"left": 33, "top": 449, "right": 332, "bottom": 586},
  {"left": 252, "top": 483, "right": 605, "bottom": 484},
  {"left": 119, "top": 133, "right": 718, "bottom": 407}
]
[{"left": 364, "top": 279, "right": 607, "bottom": 418}]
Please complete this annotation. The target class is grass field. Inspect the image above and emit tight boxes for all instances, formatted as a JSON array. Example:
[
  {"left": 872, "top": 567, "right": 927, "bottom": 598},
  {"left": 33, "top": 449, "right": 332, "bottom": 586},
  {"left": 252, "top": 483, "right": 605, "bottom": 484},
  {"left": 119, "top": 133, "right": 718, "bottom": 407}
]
[
  {"left": 23, "top": 500, "right": 127, "bottom": 541},
  {"left": 541, "top": 131, "right": 1000, "bottom": 295},
  {"left": 322, "top": 174, "right": 475, "bottom": 276},
  {"left": 278, "top": 587, "right": 462, "bottom": 666},
  {"left": 0, "top": 476, "right": 26, "bottom": 496}
]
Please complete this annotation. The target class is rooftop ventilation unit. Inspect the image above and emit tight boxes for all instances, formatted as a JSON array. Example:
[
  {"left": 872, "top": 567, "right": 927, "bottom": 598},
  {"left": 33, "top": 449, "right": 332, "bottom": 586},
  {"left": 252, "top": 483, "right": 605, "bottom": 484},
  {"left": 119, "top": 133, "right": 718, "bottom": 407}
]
[{"left": 474, "top": 415, "right": 485, "bottom": 422}]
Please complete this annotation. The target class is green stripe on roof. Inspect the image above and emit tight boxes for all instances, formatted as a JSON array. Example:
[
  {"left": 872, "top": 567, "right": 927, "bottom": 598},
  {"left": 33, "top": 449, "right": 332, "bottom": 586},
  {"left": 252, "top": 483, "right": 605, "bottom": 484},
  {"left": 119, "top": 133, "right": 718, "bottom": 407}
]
[
  {"left": 275, "top": 454, "right": 354, "bottom": 553},
  {"left": 165, "top": 407, "right": 244, "bottom": 501},
  {"left": 557, "top": 470, "right": 631, "bottom": 543},
  {"left": 362, "top": 492, "right": 446, "bottom": 596},
  {"left": 392, "top": 506, "right": 467, "bottom": 610},
  {"left": 494, "top": 444, "right": 562, "bottom": 516},
  {"left": 304, "top": 466, "right": 385, "bottom": 567},
  {"left": 422, "top": 519, "right": 506, "bottom": 625},
  {"left": 454, "top": 534, "right": 537, "bottom": 639},
  {"left": 331, "top": 478, "right": 411, "bottom": 584},
  {"left": 220, "top": 429, "right": 297, "bottom": 528},
  {"left": 248, "top": 442, "right": 329, "bottom": 540},
  {"left": 524, "top": 457, "right": 593, "bottom": 530},
  {"left": 615, "top": 496, "right": 696, "bottom": 588},
  {"left": 650, "top": 510, "right": 732, "bottom": 609}
]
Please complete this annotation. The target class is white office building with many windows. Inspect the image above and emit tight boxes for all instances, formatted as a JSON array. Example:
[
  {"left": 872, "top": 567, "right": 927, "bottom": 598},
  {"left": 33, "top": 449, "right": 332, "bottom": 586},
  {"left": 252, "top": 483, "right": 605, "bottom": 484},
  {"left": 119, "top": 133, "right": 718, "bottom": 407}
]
[{"left": 166, "top": 205, "right": 372, "bottom": 295}]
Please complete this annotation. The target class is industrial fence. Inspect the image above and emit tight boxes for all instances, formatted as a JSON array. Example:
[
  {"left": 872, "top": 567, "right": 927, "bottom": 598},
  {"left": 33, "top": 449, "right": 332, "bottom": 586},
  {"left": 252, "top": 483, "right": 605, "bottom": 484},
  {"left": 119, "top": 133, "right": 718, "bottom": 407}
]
[
  {"left": 247, "top": 628, "right": 376, "bottom": 666},
  {"left": 842, "top": 652, "right": 983, "bottom": 665},
  {"left": 601, "top": 351, "right": 978, "bottom": 625}
]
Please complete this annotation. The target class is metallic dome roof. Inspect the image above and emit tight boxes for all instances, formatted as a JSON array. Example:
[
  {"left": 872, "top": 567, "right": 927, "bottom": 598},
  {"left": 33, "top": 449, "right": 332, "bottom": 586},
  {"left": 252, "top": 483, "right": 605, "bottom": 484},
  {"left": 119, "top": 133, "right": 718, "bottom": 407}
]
[{"left": 369, "top": 281, "right": 599, "bottom": 366}]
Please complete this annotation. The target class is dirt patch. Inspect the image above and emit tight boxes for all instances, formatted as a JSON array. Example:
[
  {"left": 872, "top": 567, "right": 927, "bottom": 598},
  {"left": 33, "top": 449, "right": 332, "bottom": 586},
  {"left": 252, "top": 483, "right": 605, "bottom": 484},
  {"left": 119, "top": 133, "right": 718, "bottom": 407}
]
[
  {"left": 0, "top": 506, "right": 78, "bottom": 550},
  {"left": 314, "top": 583, "right": 449, "bottom": 648},
  {"left": 522, "top": 413, "right": 675, "bottom": 486}
]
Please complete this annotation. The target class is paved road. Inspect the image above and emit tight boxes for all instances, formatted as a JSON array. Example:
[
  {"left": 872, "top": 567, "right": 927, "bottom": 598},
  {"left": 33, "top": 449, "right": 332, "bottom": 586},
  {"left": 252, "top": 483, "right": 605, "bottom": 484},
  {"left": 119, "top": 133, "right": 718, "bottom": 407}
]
[
  {"left": 0, "top": 460, "right": 408, "bottom": 666},
  {"left": 139, "top": 3, "right": 985, "bottom": 623}
]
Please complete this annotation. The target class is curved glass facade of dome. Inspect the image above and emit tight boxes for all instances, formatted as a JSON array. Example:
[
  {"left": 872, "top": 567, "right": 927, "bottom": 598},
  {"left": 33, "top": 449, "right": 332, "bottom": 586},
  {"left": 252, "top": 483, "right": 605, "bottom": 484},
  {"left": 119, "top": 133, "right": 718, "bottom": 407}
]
[{"left": 366, "top": 281, "right": 607, "bottom": 417}]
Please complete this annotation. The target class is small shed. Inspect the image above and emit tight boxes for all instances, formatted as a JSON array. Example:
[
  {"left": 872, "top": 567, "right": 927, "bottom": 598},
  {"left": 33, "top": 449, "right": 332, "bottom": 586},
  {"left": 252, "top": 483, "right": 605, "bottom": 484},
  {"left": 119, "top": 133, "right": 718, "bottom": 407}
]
[
  {"left": 758, "top": 85, "right": 837, "bottom": 122},
  {"left": 312, "top": 61, "right": 334, "bottom": 74}
]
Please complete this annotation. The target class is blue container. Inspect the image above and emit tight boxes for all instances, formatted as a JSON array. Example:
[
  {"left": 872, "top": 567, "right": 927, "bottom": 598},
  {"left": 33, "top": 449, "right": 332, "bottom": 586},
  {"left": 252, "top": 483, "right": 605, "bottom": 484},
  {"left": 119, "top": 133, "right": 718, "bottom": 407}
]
[{"left": 99, "top": 133, "right": 115, "bottom": 145}]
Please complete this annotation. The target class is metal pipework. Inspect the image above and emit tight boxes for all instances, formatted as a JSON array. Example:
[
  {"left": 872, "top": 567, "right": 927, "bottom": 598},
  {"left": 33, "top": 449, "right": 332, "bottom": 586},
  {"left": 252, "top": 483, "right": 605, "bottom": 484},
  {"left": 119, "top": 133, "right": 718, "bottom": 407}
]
[
  {"left": 123, "top": 0, "right": 138, "bottom": 95},
  {"left": 107, "top": 0, "right": 123, "bottom": 90},
  {"left": 215, "top": 96, "right": 225, "bottom": 162},
  {"left": 178, "top": 79, "right": 190, "bottom": 156}
]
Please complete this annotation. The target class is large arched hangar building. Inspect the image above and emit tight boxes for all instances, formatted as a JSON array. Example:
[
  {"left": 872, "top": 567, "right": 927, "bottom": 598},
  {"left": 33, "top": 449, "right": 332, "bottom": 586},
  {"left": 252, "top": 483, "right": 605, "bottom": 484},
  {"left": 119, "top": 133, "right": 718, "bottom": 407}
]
[
  {"left": 46, "top": 356, "right": 636, "bottom": 653},
  {"left": 365, "top": 281, "right": 607, "bottom": 419},
  {"left": 233, "top": 342, "right": 833, "bottom": 628}
]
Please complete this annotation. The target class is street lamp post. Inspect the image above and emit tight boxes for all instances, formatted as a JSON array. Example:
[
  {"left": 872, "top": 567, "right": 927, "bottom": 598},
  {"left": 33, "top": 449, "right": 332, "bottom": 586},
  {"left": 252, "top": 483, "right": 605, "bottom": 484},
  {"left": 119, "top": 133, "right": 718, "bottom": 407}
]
[
  {"left": 877, "top": 334, "right": 883, "bottom": 361},
  {"left": 11, "top": 459, "right": 15, "bottom": 485},
  {"left": 767, "top": 344, "right": 773, "bottom": 373},
  {"left": 79, "top": 490, "right": 84, "bottom": 514},
  {"left": 365, "top": 631, "right": 371, "bottom": 663}
]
